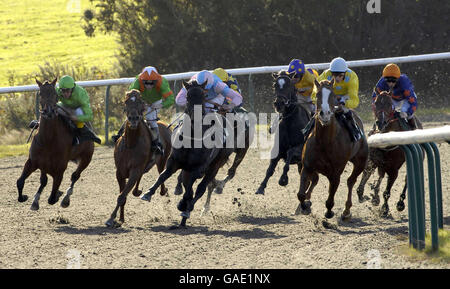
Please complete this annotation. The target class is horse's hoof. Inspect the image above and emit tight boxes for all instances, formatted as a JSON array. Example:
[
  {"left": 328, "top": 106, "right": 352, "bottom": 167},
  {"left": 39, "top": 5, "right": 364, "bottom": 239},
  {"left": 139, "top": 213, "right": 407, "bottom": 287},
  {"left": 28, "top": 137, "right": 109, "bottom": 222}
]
[
  {"left": 341, "top": 211, "right": 352, "bottom": 222},
  {"left": 132, "top": 189, "right": 142, "bottom": 197},
  {"left": 214, "top": 186, "right": 224, "bottom": 195},
  {"left": 30, "top": 202, "right": 39, "bottom": 211},
  {"left": 160, "top": 187, "right": 168, "bottom": 196},
  {"left": 396, "top": 201, "right": 405, "bottom": 212},
  {"left": 180, "top": 211, "right": 190, "bottom": 219},
  {"left": 105, "top": 219, "right": 122, "bottom": 228},
  {"left": 18, "top": 195, "right": 28, "bottom": 203},
  {"left": 140, "top": 193, "right": 152, "bottom": 202},
  {"left": 61, "top": 196, "right": 71, "bottom": 208},
  {"left": 278, "top": 176, "right": 288, "bottom": 187},
  {"left": 255, "top": 188, "right": 265, "bottom": 195},
  {"left": 174, "top": 186, "right": 183, "bottom": 196},
  {"left": 200, "top": 207, "right": 210, "bottom": 217},
  {"left": 371, "top": 194, "right": 380, "bottom": 206},
  {"left": 380, "top": 205, "right": 390, "bottom": 218},
  {"left": 325, "top": 210, "right": 335, "bottom": 219}
]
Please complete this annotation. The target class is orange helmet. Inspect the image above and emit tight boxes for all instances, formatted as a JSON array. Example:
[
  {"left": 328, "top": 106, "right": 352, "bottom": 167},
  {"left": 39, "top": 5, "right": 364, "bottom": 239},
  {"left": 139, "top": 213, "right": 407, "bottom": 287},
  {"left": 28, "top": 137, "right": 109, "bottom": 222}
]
[
  {"left": 138, "top": 66, "right": 162, "bottom": 91},
  {"left": 382, "top": 63, "right": 401, "bottom": 79}
]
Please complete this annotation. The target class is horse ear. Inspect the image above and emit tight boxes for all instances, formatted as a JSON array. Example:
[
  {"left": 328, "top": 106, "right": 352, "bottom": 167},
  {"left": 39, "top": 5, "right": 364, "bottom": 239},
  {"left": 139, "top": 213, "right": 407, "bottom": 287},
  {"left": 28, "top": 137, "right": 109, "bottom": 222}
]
[
  {"left": 182, "top": 80, "right": 190, "bottom": 89},
  {"left": 330, "top": 78, "right": 335, "bottom": 86},
  {"left": 35, "top": 78, "right": 42, "bottom": 87},
  {"left": 51, "top": 78, "right": 57, "bottom": 86},
  {"left": 200, "top": 82, "right": 207, "bottom": 90},
  {"left": 288, "top": 71, "right": 296, "bottom": 79},
  {"left": 272, "top": 72, "right": 278, "bottom": 79},
  {"left": 314, "top": 79, "right": 320, "bottom": 89}
]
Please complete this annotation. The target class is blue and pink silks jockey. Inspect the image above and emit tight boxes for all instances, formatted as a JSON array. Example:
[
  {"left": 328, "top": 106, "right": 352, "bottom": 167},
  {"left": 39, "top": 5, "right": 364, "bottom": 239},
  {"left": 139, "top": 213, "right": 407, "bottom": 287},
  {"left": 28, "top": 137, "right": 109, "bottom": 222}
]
[
  {"left": 176, "top": 70, "right": 243, "bottom": 113},
  {"left": 372, "top": 63, "right": 418, "bottom": 125}
]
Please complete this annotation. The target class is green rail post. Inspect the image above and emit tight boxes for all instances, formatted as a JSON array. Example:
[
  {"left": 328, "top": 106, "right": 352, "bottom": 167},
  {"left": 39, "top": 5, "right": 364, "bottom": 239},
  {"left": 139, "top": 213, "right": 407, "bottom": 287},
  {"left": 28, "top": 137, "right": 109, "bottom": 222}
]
[
  {"left": 421, "top": 143, "right": 439, "bottom": 251},
  {"left": 400, "top": 145, "right": 418, "bottom": 248},
  {"left": 430, "top": 142, "right": 443, "bottom": 229},
  {"left": 408, "top": 143, "right": 426, "bottom": 250},
  {"left": 104, "top": 85, "right": 111, "bottom": 145}
]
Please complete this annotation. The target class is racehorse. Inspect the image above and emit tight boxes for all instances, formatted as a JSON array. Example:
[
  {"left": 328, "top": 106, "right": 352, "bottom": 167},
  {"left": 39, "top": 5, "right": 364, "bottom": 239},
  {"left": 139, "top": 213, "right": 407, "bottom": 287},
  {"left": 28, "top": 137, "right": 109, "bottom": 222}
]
[
  {"left": 16, "top": 78, "right": 94, "bottom": 210},
  {"left": 296, "top": 79, "right": 368, "bottom": 220},
  {"left": 105, "top": 89, "right": 172, "bottom": 227},
  {"left": 255, "top": 70, "right": 311, "bottom": 195},
  {"left": 356, "top": 90, "right": 422, "bottom": 216},
  {"left": 172, "top": 98, "right": 255, "bottom": 216},
  {"left": 140, "top": 80, "right": 233, "bottom": 228}
]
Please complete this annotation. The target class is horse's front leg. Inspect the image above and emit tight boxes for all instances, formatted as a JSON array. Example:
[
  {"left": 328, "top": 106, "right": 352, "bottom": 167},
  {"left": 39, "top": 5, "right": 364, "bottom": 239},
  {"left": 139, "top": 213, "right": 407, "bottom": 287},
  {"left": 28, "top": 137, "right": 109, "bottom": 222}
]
[
  {"left": 48, "top": 173, "right": 64, "bottom": 205},
  {"left": 173, "top": 171, "right": 183, "bottom": 195},
  {"left": 61, "top": 155, "right": 92, "bottom": 208},
  {"left": 215, "top": 147, "right": 248, "bottom": 194},
  {"left": 324, "top": 175, "right": 341, "bottom": 219},
  {"left": 279, "top": 146, "right": 301, "bottom": 186},
  {"left": 356, "top": 159, "right": 376, "bottom": 203},
  {"left": 396, "top": 175, "right": 407, "bottom": 212},
  {"left": 106, "top": 170, "right": 141, "bottom": 227},
  {"left": 295, "top": 167, "right": 313, "bottom": 215},
  {"left": 371, "top": 170, "right": 385, "bottom": 206},
  {"left": 141, "top": 157, "right": 179, "bottom": 202},
  {"left": 381, "top": 170, "right": 399, "bottom": 217},
  {"left": 17, "top": 159, "right": 37, "bottom": 203},
  {"left": 255, "top": 156, "right": 281, "bottom": 195},
  {"left": 30, "top": 171, "right": 48, "bottom": 211}
]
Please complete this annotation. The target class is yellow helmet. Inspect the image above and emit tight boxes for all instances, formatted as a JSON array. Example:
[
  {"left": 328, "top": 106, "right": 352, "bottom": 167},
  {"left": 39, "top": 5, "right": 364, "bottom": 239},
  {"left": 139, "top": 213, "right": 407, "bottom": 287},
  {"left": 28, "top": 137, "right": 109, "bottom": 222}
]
[
  {"left": 213, "top": 68, "right": 228, "bottom": 82},
  {"left": 382, "top": 63, "right": 401, "bottom": 79}
]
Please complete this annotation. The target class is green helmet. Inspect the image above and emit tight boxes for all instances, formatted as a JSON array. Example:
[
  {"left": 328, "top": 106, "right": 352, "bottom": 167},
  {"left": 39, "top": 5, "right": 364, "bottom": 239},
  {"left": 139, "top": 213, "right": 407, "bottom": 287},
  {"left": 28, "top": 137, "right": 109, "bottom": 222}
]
[{"left": 59, "top": 75, "right": 75, "bottom": 89}]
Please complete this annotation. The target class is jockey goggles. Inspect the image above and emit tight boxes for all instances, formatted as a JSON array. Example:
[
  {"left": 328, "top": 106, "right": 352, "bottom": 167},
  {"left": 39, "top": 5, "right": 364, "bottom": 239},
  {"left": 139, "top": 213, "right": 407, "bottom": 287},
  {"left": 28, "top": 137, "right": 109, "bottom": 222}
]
[
  {"left": 143, "top": 80, "right": 157, "bottom": 86},
  {"left": 384, "top": 77, "right": 398, "bottom": 83}
]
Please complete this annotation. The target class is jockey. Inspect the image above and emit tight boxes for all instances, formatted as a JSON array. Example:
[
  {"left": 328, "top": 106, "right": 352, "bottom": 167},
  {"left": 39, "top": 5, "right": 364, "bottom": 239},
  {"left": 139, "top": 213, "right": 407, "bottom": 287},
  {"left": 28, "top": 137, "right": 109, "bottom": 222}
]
[
  {"left": 176, "top": 70, "right": 243, "bottom": 113},
  {"left": 287, "top": 59, "right": 318, "bottom": 115},
  {"left": 29, "top": 75, "right": 101, "bottom": 145},
  {"left": 307, "top": 57, "right": 362, "bottom": 142},
  {"left": 112, "top": 66, "right": 174, "bottom": 155},
  {"left": 372, "top": 63, "right": 418, "bottom": 129},
  {"left": 213, "top": 68, "right": 242, "bottom": 94}
]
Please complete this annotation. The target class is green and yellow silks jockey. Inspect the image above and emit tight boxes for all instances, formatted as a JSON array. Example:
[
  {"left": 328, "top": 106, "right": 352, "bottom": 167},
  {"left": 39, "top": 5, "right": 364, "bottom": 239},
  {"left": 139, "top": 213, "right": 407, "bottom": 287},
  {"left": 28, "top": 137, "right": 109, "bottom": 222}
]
[
  {"left": 112, "top": 66, "right": 174, "bottom": 155},
  {"left": 29, "top": 75, "right": 101, "bottom": 145}
]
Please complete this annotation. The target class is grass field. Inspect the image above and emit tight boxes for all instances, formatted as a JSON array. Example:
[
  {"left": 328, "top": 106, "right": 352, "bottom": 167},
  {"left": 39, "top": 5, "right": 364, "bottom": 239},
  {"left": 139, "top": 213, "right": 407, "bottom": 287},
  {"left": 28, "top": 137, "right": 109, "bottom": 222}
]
[{"left": 0, "top": 0, "right": 119, "bottom": 86}]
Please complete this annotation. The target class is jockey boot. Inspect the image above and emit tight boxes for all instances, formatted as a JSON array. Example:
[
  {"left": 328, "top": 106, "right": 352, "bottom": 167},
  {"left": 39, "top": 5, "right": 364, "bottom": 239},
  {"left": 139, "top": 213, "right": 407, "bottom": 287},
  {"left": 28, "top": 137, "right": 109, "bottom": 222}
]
[
  {"left": 150, "top": 127, "right": 164, "bottom": 156},
  {"left": 29, "top": 120, "right": 39, "bottom": 129},
  {"left": 343, "top": 111, "right": 361, "bottom": 142},
  {"left": 407, "top": 117, "right": 417, "bottom": 130},
  {"left": 74, "top": 125, "right": 102, "bottom": 145},
  {"left": 301, "top": 117, "right": 315, "bottom": 142},
  {"left": 111, "top": 122, "right": 126, "bottom": 143}
]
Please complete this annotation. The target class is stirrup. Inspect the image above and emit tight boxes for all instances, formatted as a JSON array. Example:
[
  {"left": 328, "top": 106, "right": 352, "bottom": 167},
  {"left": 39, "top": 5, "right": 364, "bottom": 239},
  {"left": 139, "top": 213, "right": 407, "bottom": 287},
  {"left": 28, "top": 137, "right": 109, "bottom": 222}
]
[{"left": 29, "top": 120, "right": 39, "bottom": 129}]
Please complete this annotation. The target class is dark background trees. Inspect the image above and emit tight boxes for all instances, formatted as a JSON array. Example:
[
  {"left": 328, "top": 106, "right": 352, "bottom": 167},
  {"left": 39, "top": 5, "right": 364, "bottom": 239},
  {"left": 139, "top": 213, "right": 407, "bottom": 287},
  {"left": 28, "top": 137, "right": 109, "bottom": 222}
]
[{"left": 84, "top": 0, "right": 449, "bottom": 115}]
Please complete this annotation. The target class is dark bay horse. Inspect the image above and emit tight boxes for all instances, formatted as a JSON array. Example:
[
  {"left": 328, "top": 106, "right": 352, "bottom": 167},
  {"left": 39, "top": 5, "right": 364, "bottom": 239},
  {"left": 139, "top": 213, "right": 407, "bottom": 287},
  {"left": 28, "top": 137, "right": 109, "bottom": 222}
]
[
  {"left": 106, "top": 89, "right": 172, "bottom": 227},
  {"left": 356, "top": 90, "right": 422, "bottom": 217},
  {"left": 296, "top": 79, "right": 368, "bottom": 220},
  {"left": 255, "top": 70, "right": 311, "bottom": 195},
  {"left": 140, "top": 80, "right": 233, "bottom": 228},
  {"left": 16, "top": 79, "right": 94, "bottom": 210},
  {"left": 172, "top": 100, "right": 255, "bottom": 216}
]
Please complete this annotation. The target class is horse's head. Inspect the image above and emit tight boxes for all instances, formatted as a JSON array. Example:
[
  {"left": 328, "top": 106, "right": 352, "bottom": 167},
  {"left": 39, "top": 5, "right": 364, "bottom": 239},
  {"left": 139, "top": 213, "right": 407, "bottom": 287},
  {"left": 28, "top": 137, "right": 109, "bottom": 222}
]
[
  {"left": 272, "top": 70, "right": 297, "bottom": 114},
  {"left": 183, "top": 79, "right": 207, "bottom": 117},
  {"left": 374, "top": 90, "right": 394, "bottom": 131},
  {"left": 36, "top": 78, "right": 58, "bottom": 119},
  {"left": 124, "top": 89, "right": 145, "bottom": 129},
  {"left": 314, "top": 79, "right": 336, "bottom": 125}
]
